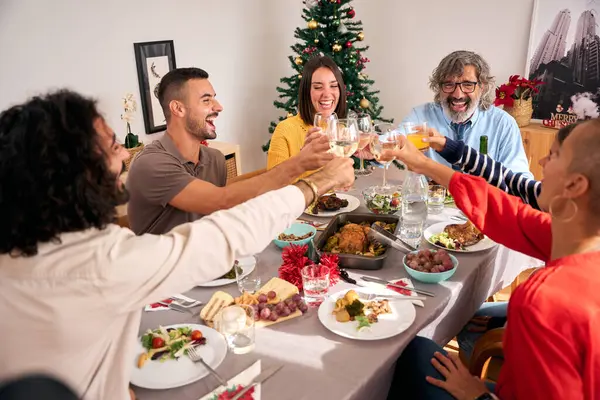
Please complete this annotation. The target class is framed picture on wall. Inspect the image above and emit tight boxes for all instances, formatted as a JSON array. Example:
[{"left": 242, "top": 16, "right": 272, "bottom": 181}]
[
  {"left": 525, "top": 0, "right": 598, "bottom": 127},
  {"left": 133, "top": 40, "right": 177, "bottom": 134}
]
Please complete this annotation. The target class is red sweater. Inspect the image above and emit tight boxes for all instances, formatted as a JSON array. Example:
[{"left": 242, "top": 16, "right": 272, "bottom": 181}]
[{"left": 449, "top": 173, "right": 600, "bottom": 400}]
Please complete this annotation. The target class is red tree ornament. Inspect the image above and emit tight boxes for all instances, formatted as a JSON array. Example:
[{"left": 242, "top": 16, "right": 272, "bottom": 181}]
[
  {"left": 347, "top": 8, "right": 355, "bottom": 18},
  {"left": 345, "top": 40, "right": 353, "bottom": 49}
]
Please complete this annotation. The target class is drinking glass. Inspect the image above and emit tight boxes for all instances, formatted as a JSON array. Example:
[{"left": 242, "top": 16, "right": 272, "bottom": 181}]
[
  {"left": 234, "top": 255, "right": 261, "bottom": 294},
  {"left": 214, "top": 304, "right": 255, "bottom": 354},
  {"left": 427, "top": 184, "right": 446, "bottom": 214},
  {"left": 313, "top": 112, "right": 338, "bottom": 134},
  {"left": 301, "top": 265, "right": 330, "bottom": 307},
  {"left": 328, "top": 118, "right": 359, "bottom": 158},
  {"left": 355, "top": 114, "right": 373, "bottom": 176},
  {"left": 401, "top": 121, "right": 430, "bottom": 151},
  {"left": 370, "top": 123, "right": 399, "bottom": 188}
]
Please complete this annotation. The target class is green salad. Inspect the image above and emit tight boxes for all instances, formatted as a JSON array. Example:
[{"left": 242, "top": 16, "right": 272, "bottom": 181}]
[
  {"left": 429, "top": 232, "right": 461, "bottom": 250},
  {"left": 364, "top": 192, "right": 401, "bottom": 214},
  {"left": 219, "top": 260, "right": 243, "bottom": 280}
]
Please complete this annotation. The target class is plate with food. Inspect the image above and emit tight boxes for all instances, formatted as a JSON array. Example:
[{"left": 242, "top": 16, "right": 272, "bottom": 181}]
[
  {"left": 424, "top": 221, "right": 496, "bottom": 252},
  {"left": 196, "top": 256, "right": 256, "bottom": 287},
  {"left": 130, "top": 323, "right": 227, "bottom": 390},
  {"left": 318, "top": 288, "right": 415, "bottom": 340},
  {"left": 304, "top": 193, "right": 360, "bottom": 217}
]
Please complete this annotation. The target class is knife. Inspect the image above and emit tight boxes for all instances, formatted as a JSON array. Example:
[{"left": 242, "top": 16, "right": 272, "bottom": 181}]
[
  {"left": 230, "top": 365, "right": 283, "bottom": 400},
  {"left": 360, "top": 276, "right": 435, "bottom": 297},
  {"left": 368, "top": 223, "right": 416, "bottom": 253}
]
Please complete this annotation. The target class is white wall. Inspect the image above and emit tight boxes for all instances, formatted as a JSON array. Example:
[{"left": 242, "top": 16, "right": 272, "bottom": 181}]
[{"left": 0, "top": 0, "right": 534, "bottom": 173}]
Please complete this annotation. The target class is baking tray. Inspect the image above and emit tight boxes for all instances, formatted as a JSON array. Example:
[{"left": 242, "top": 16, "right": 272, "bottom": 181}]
[{"left": 314, "top": 212, "right": 401, "bottom": 270}]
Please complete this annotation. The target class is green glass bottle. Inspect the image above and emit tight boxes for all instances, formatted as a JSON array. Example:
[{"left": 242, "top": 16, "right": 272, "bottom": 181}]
[{"left": 479, "top": 135, "right": 488, "bottom": 155}]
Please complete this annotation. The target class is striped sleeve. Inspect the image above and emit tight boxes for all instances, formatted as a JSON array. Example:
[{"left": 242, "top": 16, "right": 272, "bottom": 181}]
[{"left": 438, "top": 138, "right": 542, "bottom": 210}]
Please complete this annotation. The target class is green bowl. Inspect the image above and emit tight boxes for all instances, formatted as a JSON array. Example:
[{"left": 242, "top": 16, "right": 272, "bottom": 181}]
[
  {"left": 402, "top": 250, "right": 458, "bottom": 283},
  {"left": 273, "top": 223, "right": 317, "bottom": 249}
]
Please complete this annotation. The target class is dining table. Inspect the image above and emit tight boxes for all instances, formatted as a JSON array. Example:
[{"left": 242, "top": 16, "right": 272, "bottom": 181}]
[{"left": 134, "top": 166, "right": 544, "bottom": 400}]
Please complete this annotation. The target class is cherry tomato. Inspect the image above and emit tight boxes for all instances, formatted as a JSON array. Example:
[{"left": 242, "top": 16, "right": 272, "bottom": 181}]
[
  {"left": 191, "top": 330, "right": 203, "bottom": 341},
  {"left": 390, "top": 197, "right": 400, "bottom": 207},
  {"left": 152, "top": 337, "right": 165, "bottom": 349}
]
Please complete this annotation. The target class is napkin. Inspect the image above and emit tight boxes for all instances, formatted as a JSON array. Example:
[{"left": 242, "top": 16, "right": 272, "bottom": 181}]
[
  {"left": 357, "top": 277, "right": 425, "bottom": 308},
  {"left": 144, "top": 294, "right": 202, "bottom": 312},
  {"left": 199, "top": 360, "right": 261, "bottom": 400}
]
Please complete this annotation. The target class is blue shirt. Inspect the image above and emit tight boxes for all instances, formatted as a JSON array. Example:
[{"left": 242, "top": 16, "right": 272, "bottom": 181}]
[{"left": 401, "top": 102, "right": 533, "bottom": 177}]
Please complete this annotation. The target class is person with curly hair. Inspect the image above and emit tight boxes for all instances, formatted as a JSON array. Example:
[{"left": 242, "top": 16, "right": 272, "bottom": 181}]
[
  {"left": 0, "top": 90, "right": 355, "bottom": 400},
  {"left": 401, "top": 50, "right": 531, "bottom": 176}
]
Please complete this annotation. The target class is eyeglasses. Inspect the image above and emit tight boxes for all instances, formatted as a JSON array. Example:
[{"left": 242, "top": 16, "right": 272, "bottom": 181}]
[{"left": 440, "top": 81, "right": 479, "bottom": 94}]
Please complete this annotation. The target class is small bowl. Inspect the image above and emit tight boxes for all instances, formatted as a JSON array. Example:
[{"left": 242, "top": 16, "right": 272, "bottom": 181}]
[
  {"left": 273, "top": 223, "right": 317, "bottom": 249},
  {"left": 402, "top": 250, "right": 458, "bottom": 283},
  {"left": 362, "top": 185, "right": 402, "bottom": 215}
]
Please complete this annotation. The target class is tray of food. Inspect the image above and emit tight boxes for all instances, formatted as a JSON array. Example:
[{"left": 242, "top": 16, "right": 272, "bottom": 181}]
[{"left": 313, "top": 212, "right": 400, "bottom": 270}]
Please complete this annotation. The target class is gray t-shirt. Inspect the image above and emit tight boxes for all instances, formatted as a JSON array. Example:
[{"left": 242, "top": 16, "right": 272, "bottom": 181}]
[{"left": 126, "top": 134, "right": 226, "bottom": 235}]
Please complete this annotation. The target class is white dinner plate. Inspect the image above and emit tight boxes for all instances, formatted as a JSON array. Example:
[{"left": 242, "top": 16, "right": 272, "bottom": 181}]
[
  {"left": 424, "top": 221, "right": 496, "bottom": 253},
  {"left": 317, "top": 287, "right": 416, "bottom": 341},
  {"left": 304, "top": 193, "right": 360, "bottom": 217},
  {"left": 130, "top": 324, "right": 227, "bottom": 390},
  {"left": 197, "top": 256, "right": 256, "bottom": 287}
]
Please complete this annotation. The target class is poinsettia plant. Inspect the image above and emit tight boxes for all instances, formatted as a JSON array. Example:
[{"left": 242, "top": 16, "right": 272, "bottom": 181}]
[
  {"left": 494, "top": 75, "right": 544, "bottom": 108},
  {"left": 278, "top": 244, "right": 340, "bottom": 291}
]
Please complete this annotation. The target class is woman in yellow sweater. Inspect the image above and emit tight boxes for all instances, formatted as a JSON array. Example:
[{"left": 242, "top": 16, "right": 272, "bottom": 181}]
[{"left": 267, "top": 55, "right": 348, "bottom": 179}]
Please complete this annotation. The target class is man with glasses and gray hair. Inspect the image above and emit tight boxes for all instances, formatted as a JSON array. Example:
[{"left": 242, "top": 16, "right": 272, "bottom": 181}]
[{"left": 401, "top": 50, "right": 532, "bottom": 176}]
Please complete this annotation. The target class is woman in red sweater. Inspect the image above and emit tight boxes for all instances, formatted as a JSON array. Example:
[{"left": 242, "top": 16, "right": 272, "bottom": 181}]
[{"left": 387, "top": 119, "right": 600, "bottom": 400}]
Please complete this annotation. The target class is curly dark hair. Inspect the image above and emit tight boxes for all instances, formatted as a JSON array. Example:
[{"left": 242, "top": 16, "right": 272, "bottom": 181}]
[{"left": 0, "top": 90, "right": 128, "bottom": 257}]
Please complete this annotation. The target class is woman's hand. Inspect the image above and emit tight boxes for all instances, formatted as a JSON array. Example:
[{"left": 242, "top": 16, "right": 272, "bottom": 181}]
[
  {"left": 382, "top": 136, "right": 430, "bottom": 174},
  {"left": 426, "top": 351, "right": 490, "bottom": 400},
  {"left": 422, "top": 127, "right": 447, "bottom": 152}
]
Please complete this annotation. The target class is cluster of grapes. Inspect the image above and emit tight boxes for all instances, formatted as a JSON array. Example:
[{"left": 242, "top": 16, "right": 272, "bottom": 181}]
[
  {"left": 406, "top": 249, "right": 454, "bottom": 273},
  {"left": 252, "top": 291, "right": 308, "bottom": 322}
]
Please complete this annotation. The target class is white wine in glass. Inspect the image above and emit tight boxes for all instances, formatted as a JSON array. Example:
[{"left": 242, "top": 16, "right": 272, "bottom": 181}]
[
  {"left": 371, "top": 123, "right": 398, "bottom": 187},
  {"left": 328, "top": 118, "right": 359, "bottom": 158},
  {"left": 355, "top": 114, "right": 373, "bottom": 176},
  {"left": 313, "top": 112, "right": 338, "bottom": 132}
]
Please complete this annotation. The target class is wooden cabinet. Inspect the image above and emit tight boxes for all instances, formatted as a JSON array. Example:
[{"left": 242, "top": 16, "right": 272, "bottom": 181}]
[{"left": 519, "top": 123, "right": 557, "bottom": 181}]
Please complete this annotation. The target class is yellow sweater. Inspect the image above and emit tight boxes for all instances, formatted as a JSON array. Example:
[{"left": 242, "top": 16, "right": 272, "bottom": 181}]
[{"left": 267, "top": 114, "right": 317, "bottom": 180}]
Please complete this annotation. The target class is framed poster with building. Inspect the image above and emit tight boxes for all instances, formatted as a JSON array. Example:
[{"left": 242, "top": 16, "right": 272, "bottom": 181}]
[
  {"left": 133, "top": 40, "right": 177, "bottom": 134},
  {"left": 526, "top": 0, "right": 599, "bottom": 127}
]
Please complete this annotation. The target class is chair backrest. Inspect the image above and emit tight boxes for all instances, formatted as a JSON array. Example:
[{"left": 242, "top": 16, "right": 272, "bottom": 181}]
[{"left": 226, "top": 168, "right": 267, "bottom": 185}]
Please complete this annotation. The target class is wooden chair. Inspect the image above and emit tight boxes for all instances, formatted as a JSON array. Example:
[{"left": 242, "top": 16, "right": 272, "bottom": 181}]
[
  {"left": 468, "top": 328, "right": 505, "bottom": 379},
  {"left": 226, "top": 168, "right": 267, "bottom": 185}
]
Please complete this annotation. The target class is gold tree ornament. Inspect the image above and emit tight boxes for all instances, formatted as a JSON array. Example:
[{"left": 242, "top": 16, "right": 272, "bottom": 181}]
[
  {"left": 295, "top": 56, "right": 303, "bottom": 66},
  {"left": 307, "top": 19, "right": 318, "bottom": 29},
  {"left": 332, "top": 43, "right": 342, "bottom": 52},
  {"left": 359, "top": 98, "right": 370, "bottom": 109},
  {"left": 357, "top": 31, "right": 365, "bottom": 41},
  {"left": 314, "top": 38, "right": 320, "bottom": 44},
  {"left": 298, "top": 74, "right": 303, "bottom": 79}
]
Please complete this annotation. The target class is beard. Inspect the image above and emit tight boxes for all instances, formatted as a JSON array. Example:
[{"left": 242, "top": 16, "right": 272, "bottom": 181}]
[
  {"left": 441, "top": 94, "right": 481, "bottom": 123},
  {"left": 185, "top": 113, "right": 217, "bottom": 141}
]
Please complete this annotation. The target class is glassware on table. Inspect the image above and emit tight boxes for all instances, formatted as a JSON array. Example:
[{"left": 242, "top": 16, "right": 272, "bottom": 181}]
[
  {"left": 370, "top": 123, "right": 399, "bottom": 188},
  {"left": 214, "top": 304, "right": 255, "bottom": 354},
  {"left": 355, "top": 113, "right": 374, "bottom": 176},
  {"left": 313, "top": 112, "right": 338, "bottom": 133},
  {"left": 401, "top": 121, "right": 430, "bottom": 151},
  {"left": 427, "top": 184, "right": 446, "bottom": 214},
  {"left": 400, "top": 172, "right": 429, "bottom": 248},
  {"left": 301, "top": 265, "right": 330, "bottom": 307},
  {"left": 327, "top": 118, "right": 359, "bottom": 158},
  {"left": 235, "top": 255, "right": 261, "bottom": 295}
]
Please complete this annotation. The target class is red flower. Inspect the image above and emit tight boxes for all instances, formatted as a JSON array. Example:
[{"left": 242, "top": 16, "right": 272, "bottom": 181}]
[
  {"left": 494, "top": 84, "right": 516, "bottom": 107},
  {"left": 278, "top": 244, "right": 341, "bottom": 290},
  {"left": 201, "top": 140, "right": 209, "bottom": 146}
]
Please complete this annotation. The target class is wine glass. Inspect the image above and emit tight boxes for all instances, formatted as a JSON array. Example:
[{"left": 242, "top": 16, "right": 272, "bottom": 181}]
[
  {"left": 370, "top": 123, "right": 399, "bottom": 188},
  {"left": 313, "top": 112, "right": 338, "bottom": 134},
  {"left": 355, "top": 114, "right": 373, "bottom": 176},
  {"left": 327, "top": 118, "right": 359, "bottom": 158}
]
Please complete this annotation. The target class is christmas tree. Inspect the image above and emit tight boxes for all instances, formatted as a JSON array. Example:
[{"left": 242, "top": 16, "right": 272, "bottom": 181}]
[{"left": 264, "top": 0, "right": 392, "bottom": 156}]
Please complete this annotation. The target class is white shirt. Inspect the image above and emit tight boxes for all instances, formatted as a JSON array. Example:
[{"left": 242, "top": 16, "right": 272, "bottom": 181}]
[{"left": 0, "top": 186, "right": 305, "bottom": 399}]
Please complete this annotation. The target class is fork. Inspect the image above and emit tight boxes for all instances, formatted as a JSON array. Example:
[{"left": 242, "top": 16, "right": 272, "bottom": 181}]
[
  {"left": 187, "top": 346, "right": 228, "bottom": 387},
  {"left": 169, "top": 297, "right": 202, "bottom": 307},
  {"left": 157, "top": 301, "right": 193, "bottom": 314}
]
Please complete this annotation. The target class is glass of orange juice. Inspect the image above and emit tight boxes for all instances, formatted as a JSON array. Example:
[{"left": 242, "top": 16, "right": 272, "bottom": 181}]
[{"left": 402, "top": 122, "right": 430, "bottom": 151}]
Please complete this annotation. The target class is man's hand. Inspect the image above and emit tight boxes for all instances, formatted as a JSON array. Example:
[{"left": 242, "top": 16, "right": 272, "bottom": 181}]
[
  {"left": 297, "top": 130, "right": 334, "bottom": 171},
  {"left": 310, "top": 158, "right": 355, "bottom": 194},
  {"left": 426, "top": 351, "right": 490, "bottom": 400},
  {"left": 423, "top": 127, "right": 447, "bottom": 152}
]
